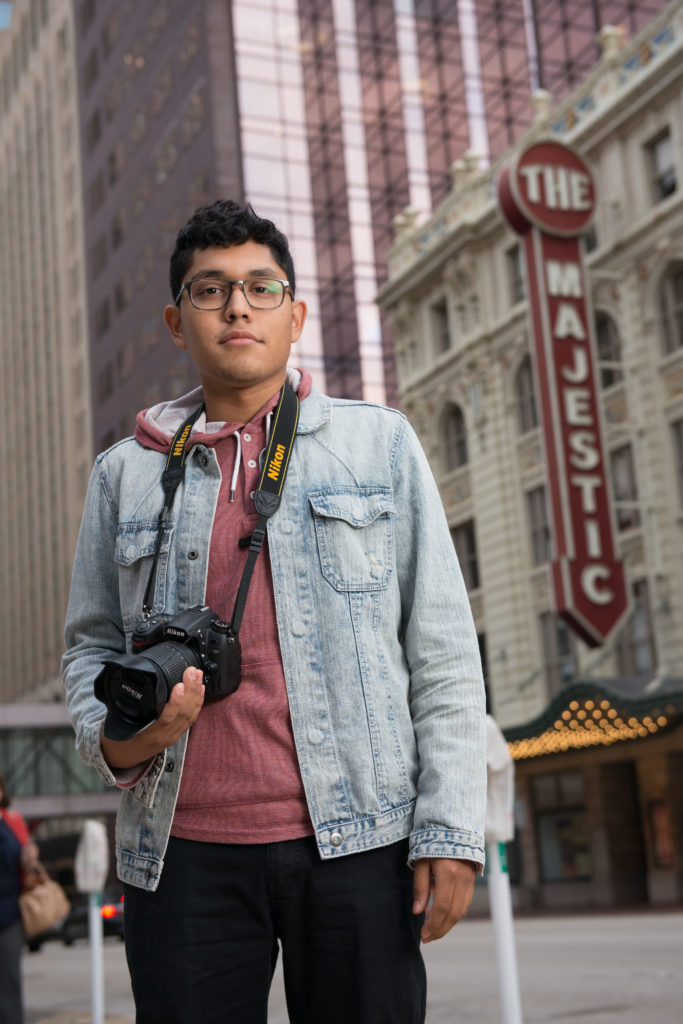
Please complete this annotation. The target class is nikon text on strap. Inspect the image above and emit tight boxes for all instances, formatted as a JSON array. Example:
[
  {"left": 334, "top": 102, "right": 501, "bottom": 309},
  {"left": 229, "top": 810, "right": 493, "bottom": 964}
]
[{"left": 141, "top": 381, "right": 299, "bottom": 632}]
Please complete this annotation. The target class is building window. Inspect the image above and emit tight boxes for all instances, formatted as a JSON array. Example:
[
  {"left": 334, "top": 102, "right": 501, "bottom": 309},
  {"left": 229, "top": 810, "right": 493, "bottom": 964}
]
[
  {"left": 94, "top": 298, "right": 111, "bottom": 340},
  {"left": 101, "top": 10, "right": 119, "bottom": 57},
  {"left": 647, "top": 130, "right": 677, "bottom": 203},
  {"left": 532, "top": 772, "right": 591, "bottom": 882},
  {"left": 539, "top": 612, "right": 578, "bottom": 698},
  {"left": 443, "top": 404, "right": 468, "bottom": 472},
  {"left": 85, "top": 108, "right": 101, "bottom": 153},
  {"left": 430, "top": 299, "right": 451, "bottom": 353},
  {"left": 111, "top": 207, "right": 127, "bottom": 249},
  {"left": 610, "top": 445, "right": 640, "bottom": 531},
  {"left": 527, "top": 486, "right": 552, "bottom": 565},
  {"left": 97, "top": 363, "right": 113, "bottom": 403},
  {"left": 113, "top": 274, "right": 131, "bottom": 314},
  {"left": 595, "top": 313, "right": 623, "bottom": 389},
  {"left": 82, "top": 46, "right": 99, "bottom": 93},
  {"left": 615, "top": 579, "right": 656, "bottom": 679},
  {"left": 506, "top": 244, "right": 525, "bottom": 304},
  {"left": 660, "top": 266, "right": 683, "bottom": 355},
  {"left": 108, "top": 141, "right": 125, "bottom": 185},
  {"left": 99, "top": 428, "right": 116, "bottom": 452},
  {"left": 79, "top": 0, "right": 96, "bottom": 35},
  {"left": 90, "top": 235, "right": 108, "bottom": 278},
  {"left": 451, "top": 520, "right": 480, "bottom": 591},
  {"left": 672, "top": 420, "right": 683, "bottom": 507},
  {"left": 104, "top": 77, "right": 122, "bottom": 122},
  {"left": 87, "top": 171, "right": 105, "bottom": 215},
  {"left": 515, "top": 355, "right": 538, "bottom": 434}
]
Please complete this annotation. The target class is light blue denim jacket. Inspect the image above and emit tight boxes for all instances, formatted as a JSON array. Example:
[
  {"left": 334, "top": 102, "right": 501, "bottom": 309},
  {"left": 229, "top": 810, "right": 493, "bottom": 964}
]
[{"left": 63, "top": 382, "right": 486, "bottom": 891}]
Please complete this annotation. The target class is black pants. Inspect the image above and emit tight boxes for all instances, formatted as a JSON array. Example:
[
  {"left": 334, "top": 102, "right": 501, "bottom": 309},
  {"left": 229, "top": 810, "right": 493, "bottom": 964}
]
[{"left": 124, "top": 835, "right": 426, "bottom": 1024}]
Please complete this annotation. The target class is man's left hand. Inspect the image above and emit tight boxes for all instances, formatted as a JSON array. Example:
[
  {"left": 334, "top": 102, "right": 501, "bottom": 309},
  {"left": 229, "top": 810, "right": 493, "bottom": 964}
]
[{"left": 412, "top": 857, "right": 477, "bottom": 943}]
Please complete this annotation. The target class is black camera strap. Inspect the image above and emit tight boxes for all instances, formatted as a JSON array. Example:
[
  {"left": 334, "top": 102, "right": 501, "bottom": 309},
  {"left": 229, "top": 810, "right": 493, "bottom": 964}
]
[
  {"left": 142, "top": 403, "right": 206, "bottom": 617},
  {"left": 230, "top": 380, "right": 299, "bottom": 634},
  {"left": 141, "top": 381, "right": 299, "bottom": 632}
]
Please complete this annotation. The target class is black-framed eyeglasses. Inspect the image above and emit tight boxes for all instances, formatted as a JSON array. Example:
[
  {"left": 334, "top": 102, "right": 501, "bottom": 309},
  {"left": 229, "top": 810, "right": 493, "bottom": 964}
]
[{"left": 175, "top": 277, "right": 292, "bottom": 311}]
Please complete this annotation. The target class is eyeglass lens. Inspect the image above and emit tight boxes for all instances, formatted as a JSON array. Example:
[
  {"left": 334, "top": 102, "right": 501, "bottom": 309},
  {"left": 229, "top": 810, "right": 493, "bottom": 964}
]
[{"left": 189, "top": 278, "right": 285, "bottom": 310}]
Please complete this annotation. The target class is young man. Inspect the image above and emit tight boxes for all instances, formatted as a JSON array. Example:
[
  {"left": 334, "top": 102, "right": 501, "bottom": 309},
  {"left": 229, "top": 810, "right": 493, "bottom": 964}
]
[{"left": 63, "top": 200, "right": 486, "bottom": 1023}]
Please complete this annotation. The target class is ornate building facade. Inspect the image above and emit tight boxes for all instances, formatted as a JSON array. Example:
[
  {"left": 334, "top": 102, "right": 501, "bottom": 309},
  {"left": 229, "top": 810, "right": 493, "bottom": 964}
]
[{"left": 378, "top": 0, "right": 683, "bottom": 907}]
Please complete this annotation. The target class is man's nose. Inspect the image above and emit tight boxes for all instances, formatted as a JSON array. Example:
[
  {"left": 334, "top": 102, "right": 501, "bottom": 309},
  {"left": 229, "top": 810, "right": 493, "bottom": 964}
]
[{"left": 223, "top": 282, "right": 251, "bottom": 317}]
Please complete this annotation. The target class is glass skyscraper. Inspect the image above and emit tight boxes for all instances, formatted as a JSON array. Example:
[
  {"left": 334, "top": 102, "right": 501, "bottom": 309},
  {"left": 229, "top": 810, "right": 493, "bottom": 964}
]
[{"left": 76, "top": 0, "right": 667, "bottom": 449}]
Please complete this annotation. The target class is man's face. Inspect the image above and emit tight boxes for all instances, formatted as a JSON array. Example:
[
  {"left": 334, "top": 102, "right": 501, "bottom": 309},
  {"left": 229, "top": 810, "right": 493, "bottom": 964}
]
[{"left": 164, "top": 241, "right": 306, "bottom": 406}]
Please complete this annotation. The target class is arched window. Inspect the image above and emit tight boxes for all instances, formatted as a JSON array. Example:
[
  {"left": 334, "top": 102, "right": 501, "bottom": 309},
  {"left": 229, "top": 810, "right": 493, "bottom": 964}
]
[
  {"left": 660, "top": 265, "right": 683, "bottom": 355},
  {"left": 515, "top": 355, "right": 538, "bottom": 434},
  {"left": 443, "top": 404, "right": 468, "bottom": 472},
  {"left": 595, "top": 313, "right": 623, "bottom": 388}
]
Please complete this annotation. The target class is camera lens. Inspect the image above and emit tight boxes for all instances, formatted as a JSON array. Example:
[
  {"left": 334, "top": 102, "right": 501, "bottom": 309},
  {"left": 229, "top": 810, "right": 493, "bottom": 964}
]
[{"left": 95, "top": 642, "right": 201, "bottom": 740}]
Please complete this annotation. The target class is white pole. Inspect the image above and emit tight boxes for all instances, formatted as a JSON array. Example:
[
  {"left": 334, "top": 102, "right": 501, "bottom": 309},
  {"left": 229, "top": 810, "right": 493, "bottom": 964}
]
[
  {"left": 88, "top": 892, "right": 105, "bottom": 1024},
  {"left": 487, "top": 841, "right": 523, "bottom": 1024}
]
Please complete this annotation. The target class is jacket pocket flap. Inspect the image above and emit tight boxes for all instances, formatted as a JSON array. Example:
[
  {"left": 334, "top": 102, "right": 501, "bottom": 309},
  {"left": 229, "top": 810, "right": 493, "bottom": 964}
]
[
  {"left": 114, "top": 522, "right": 172, "bottom": 566},
  {"left": 308, "top": 488, "right": 394, "bottom": 527}
]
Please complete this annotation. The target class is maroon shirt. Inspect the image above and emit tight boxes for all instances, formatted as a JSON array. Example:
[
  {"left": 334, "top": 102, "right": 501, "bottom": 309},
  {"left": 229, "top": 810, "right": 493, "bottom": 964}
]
[{"left": 135, "top": 373, "right": 314, "bottom": 843}]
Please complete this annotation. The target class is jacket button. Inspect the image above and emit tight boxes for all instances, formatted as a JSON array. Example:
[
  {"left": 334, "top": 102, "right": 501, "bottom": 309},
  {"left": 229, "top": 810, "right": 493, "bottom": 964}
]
[
  {"left": 188, "top": 550, "right": 198, "bottom": 560},
  {"left": 330, "top": 832, "right": 343, "bottom": 848},
  {"left": 165, "top": 760, "right": 175, "bottom": 772}
]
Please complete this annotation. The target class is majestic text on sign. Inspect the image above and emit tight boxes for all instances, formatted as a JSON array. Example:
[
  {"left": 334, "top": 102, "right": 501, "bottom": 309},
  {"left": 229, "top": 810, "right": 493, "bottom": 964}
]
[{"left": 498, "top": 140, "right": 628, "bottom": 646}]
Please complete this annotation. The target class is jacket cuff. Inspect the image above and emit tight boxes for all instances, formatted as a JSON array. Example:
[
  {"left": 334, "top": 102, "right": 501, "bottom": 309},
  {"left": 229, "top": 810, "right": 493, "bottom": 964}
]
[{"left": 408, "top": 826, "right": 486, "bottom": 874}]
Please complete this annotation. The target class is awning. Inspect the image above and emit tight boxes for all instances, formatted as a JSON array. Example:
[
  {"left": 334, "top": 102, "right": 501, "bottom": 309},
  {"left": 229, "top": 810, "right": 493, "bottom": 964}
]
[{"left": 503, "top": 678, "right": 683, "bottom": 760}]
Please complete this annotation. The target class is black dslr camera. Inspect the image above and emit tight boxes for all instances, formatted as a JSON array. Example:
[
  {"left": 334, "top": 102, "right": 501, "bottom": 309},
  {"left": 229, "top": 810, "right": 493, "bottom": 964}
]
[{"left": 94, "top": 606, "right": 241, "bottom": 741}]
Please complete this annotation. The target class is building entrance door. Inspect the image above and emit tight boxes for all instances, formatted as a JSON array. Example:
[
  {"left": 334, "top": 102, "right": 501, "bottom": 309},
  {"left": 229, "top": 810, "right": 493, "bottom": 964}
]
[{"left": 600, "top": 760, "right": 647, "bottom": 904}]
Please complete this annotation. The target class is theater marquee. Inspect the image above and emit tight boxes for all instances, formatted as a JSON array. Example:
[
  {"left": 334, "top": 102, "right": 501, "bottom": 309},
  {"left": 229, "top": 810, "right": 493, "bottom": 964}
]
[{"left": 498, "top": 139, "right": 628, "bottom": 647}]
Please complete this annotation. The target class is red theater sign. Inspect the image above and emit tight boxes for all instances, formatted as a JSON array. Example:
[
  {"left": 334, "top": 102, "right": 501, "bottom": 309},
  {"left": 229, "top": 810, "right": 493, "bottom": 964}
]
[{"left": 498, "top": 139, "right": 628, "bottom": 647}]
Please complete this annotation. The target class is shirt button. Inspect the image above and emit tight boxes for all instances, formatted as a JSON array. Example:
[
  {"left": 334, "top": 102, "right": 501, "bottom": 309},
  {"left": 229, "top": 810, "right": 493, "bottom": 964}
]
[
  {"left": 330, "top": 832, "right": 343, "bottom": 848},
  {"left": 165, "top": 760, "right": 175, "bottom": 772},
  {"left": 188, "top": 550, "right": 198, "bottom": 560},
  {"left": 248, "top": 459, "right": 257, "bottom": 468},
  {"left": 250, "top": 490, "right": 256, "bottom": 499},
  {"left": 200, "top": 454, "right": 209, "bottom": 467},
  {"left": 243, "top": 433, "right": 251, "bottom": 442}
]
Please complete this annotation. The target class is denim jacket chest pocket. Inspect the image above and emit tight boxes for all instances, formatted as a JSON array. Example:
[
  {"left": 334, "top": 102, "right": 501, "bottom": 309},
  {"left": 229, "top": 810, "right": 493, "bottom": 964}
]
[
  {"left": 114, "top": 520, "right": 174, "bottom": 633},
  {"left": 307, "top": 487, "right": 395, "bottom": 591}
]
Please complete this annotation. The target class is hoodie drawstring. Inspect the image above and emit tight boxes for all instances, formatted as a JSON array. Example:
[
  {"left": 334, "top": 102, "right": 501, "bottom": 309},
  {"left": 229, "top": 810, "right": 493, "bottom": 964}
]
[
  {"left": 229, "top": 430, "right": 242, "bottom": 502},
  {"left": 229, "top": 410, "right": 274, "bottom": 502}
]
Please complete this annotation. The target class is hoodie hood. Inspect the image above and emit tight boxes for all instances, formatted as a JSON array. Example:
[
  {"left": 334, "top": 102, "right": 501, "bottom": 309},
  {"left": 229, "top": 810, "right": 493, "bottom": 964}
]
[{"left": 135, "top": 367, "right": 312, "bottom": 454}]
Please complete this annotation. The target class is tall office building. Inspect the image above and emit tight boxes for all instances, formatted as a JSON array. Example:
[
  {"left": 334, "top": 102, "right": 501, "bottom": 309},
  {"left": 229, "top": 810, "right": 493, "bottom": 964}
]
[
  {"left": 76, "top": 0, "right": 667, "bottom": 456},
  {"left": 0, "top": 0, "right": 91, "bottom": 702}
]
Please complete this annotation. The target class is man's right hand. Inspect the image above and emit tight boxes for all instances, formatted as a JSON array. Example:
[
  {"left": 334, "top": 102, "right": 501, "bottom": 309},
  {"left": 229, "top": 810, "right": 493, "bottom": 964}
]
[{"left": 100, "top": 666, "right": 205, "bottom": 769}]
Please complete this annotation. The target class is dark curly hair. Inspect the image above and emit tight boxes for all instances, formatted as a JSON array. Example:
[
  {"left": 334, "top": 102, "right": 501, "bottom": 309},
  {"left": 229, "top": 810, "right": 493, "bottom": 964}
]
[{"left": 169, "top": 200, "right": 296, "bottom": 302}]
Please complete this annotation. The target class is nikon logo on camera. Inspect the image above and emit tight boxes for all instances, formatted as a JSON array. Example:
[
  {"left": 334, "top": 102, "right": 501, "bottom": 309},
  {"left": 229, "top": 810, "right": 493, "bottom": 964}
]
[
  {"left": 121, "top": 683, "right": 143, "bottom": 702},
  {"left": 267, "top": 444, "right": 287, "bottom": 482}
]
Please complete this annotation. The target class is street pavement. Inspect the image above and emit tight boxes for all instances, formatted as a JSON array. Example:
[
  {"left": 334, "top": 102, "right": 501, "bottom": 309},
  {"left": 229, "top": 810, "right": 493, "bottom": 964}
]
[{"left": 22, "top": 908, "right": 683, "bottom": 1023}]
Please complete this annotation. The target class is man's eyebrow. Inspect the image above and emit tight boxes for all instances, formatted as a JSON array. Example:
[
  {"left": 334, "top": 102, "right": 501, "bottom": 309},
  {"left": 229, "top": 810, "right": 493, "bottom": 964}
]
[{"left": 189, "top": 267, "right": 281, "bottom": 280}]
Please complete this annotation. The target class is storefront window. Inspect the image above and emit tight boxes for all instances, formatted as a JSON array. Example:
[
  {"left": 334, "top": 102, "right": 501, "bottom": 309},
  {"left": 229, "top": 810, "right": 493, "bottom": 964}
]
[
  {"left": 537, "top": 810, "right": 592, "bottom": 881},
  {"left": 532, "top": 771, "right": 592, "bottom": 881}
]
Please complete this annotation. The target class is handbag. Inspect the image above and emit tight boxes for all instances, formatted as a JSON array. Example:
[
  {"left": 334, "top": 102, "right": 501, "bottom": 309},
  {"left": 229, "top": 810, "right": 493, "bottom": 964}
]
[{"left": 19, "top": 865, "right": 71, "bottom": 938}]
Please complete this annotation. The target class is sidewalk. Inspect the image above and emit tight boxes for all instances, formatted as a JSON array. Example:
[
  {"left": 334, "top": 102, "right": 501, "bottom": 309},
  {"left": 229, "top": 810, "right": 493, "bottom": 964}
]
[{"left": 27, "top": 1017, "right": 133, "bottom": 1024}]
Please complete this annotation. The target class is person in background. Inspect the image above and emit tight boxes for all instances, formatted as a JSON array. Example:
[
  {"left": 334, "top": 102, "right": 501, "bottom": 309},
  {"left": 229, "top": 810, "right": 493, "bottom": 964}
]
[{"left": 0, "top": 771, "right": 39, "bottom": 1024}]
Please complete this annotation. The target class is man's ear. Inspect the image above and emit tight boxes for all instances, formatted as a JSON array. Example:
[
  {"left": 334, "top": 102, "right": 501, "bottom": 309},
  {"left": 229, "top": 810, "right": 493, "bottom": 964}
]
[
  {"left": 164, "top": 304, "right": 187, "bottom": 351},
  {"left": 290, "top": 299, "right": 307, "bottom": 345}
]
